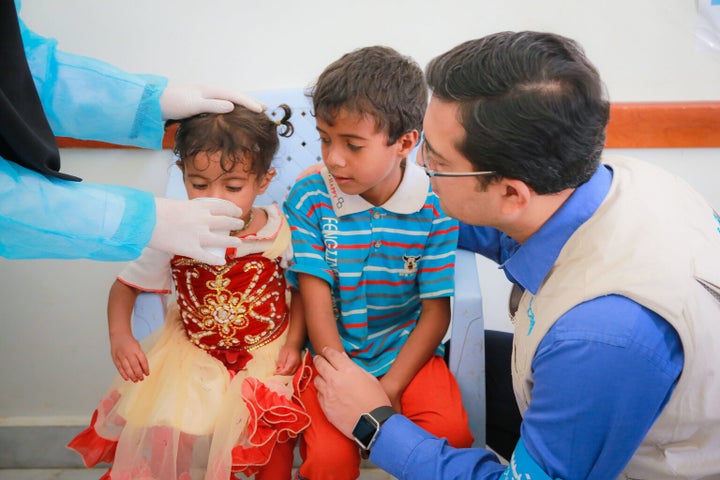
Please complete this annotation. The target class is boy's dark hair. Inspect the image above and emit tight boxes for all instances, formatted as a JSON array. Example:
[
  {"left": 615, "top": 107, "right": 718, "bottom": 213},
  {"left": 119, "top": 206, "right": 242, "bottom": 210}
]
[
  {"left": 171, "top": 104, "right": 293, "bottom": 176},
  {"left": 310, "top": 46, "right": 426, "bottom": 145},
  {"left": 426, "top": 31, "right": 610, "bottom": 194}
]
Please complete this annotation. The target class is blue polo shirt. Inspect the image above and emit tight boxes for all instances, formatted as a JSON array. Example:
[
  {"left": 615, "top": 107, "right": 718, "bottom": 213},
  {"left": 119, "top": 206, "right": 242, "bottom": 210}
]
[
  {"left": 371, "top": 164, "right": 684, "bottom": 479},
  {"left": 284, "top": 161, "right": 458, "bottom": 375}
]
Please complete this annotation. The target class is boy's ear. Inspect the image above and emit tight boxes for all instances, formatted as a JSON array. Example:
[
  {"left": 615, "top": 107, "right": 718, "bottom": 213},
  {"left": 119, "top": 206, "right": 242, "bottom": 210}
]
[{"left": 396, "top": 130, "right": 419, "bottom": 158}]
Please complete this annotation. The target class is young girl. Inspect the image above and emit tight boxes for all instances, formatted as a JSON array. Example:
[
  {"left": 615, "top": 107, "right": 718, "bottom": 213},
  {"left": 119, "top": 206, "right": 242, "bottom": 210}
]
[{"left": 68, "top": 105, "right": 310, "bottom": 480}]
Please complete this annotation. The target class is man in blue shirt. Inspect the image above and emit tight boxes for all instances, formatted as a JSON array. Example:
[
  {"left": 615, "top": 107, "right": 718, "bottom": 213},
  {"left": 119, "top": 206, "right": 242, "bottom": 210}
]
[{"left": 311, "top": 31, "right": 720, "bottom": 479}]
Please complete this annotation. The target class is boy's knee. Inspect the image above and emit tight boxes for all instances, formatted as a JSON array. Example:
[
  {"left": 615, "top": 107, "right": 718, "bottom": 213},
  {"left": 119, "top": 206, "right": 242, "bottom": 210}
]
[
  {"left": 299, "top": 461, "right": 360, "bottom": 480},
  {"left": 299, "top": 436, "right": 360, "bottom": 480}
]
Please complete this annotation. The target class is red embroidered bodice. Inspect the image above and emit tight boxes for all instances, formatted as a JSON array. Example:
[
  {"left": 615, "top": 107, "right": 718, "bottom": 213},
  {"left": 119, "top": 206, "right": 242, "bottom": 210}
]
[{"left": 171, "top": 253, "right": 288, "bottom": 370}]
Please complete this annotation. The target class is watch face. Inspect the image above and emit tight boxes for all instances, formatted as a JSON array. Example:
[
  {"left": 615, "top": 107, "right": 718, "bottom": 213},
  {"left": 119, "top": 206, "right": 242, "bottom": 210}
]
[{"left": 352, "top": 414, "right": 378, "bottom": 450}]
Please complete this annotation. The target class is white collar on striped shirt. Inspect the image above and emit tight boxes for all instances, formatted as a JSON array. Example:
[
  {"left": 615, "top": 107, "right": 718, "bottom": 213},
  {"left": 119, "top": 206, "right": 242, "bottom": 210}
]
[{"left": 321, "top": 160, "right": 430, "bottom": 217}]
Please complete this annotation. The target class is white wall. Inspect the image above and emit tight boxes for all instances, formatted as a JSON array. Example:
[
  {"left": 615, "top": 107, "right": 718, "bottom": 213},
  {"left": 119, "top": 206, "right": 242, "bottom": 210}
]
[
  {"left": 17, "top": 0, "right": 720, "bottom": 100},
  {"left": 2, "top": 0, "right": 719, "bottom": 424}
]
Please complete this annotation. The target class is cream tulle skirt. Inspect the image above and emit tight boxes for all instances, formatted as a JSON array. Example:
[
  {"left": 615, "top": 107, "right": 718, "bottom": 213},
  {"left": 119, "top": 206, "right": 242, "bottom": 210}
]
[{"left": 68, "top": 304, "right": 311, "bottom": 479}]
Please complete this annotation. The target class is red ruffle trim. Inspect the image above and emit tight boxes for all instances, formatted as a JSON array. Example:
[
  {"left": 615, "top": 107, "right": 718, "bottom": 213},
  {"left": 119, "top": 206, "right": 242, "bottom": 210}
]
[
  {"left": 230, "top": 351, "right": 313, "bottom": 477},
  {"left": 210, "top": 348, "right": 254, "bottom": 374},
  {"left": 67, "top": 391, "right": 123, "bottom": 471}
]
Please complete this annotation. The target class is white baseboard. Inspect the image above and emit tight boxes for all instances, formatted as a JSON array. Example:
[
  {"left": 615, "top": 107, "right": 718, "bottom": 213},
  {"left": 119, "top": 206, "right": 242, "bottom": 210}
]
[{"left": 0, "top": 424, "right": 88, "bottom": 468}]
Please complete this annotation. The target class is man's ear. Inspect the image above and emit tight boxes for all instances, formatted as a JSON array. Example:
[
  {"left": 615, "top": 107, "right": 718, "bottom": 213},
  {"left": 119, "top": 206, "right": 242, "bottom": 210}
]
[
  {"left": 497, "top": 178, "right": 532, "bottom": 216},
  {"left": 396, "top": 130, "right": 419, "bottom": 158}
]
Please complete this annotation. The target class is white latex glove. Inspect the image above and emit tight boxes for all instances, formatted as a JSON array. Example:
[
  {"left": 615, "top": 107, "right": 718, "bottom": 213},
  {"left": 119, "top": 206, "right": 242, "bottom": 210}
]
[
  {"left": 149, "top": 197, "right": 245, "bottom": 265},
  {"left": 159, "top": 83, "right": 265, "bottom": 120}
]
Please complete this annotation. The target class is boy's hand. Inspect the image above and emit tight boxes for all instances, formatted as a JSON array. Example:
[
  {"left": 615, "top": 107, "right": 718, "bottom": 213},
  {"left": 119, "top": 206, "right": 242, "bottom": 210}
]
[
  {"left": 295, "top": 163, "right": 323, "bottom": 181},
  {"left": 379, "top": 376, "right": 404, "bottom": 414},
  {"left": 275, "top": 345, "right": 302, "bottom": 375},
  {"left": 110, "top": 333, "right": 150, "bottom": 382}
]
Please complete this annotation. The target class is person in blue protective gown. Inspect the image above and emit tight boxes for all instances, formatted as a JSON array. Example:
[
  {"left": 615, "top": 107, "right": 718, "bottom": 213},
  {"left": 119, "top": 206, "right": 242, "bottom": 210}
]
[{"left": 1, "top": 0, "right": 263, "bottom": 265}]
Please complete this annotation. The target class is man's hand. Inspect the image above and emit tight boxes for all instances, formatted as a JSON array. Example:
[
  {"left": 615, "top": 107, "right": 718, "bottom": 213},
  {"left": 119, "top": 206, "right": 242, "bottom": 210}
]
[
  {"left": 160, "top": 83, "right": 265, "bottom": 119},
  {"left": 313, "top": 347, "right": 392, "bottom": 438},
  {"left": 149, "top": 197, "right": 245, "bottom": 265}
]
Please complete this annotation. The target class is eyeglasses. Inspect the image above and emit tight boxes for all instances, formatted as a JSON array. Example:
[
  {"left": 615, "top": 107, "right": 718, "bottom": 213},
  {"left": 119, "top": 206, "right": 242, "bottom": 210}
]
[{"left": 420, "top": 141, "right": 497, "bottom": 178}]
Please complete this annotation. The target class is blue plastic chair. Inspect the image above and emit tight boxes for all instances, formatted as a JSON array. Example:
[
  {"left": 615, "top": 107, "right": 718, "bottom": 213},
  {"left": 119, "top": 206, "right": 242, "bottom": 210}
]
[{"left": 133, "top": 88, "right": 486, "bottom": 447}]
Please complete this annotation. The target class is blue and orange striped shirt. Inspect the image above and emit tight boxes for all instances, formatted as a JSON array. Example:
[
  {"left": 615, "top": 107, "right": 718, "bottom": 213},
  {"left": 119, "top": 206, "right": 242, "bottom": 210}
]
[{"left": 284, "top": 160, "right": 458, "bottom": 376}]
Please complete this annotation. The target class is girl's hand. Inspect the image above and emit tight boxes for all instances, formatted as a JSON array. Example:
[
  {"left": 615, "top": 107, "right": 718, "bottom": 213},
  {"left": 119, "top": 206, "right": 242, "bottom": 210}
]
[
  {"left": 275, "top": 345, "right": 302, "bottom": 375},
  {"left": 110, "top": 333, "right": 150, "bottom": 382}
]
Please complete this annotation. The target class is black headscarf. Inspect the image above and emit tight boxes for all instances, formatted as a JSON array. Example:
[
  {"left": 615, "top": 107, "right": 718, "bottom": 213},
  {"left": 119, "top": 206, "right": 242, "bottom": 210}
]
[{"left": 0, "top": 0, "right": 80, "bottom": 181}]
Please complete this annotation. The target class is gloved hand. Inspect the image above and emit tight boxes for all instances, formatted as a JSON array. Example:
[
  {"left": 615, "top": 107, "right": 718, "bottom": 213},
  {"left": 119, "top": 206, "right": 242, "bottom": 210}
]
[
  {"left": 159, "top": 83, "right": 265, "bottom": 120},
  {"left": 149, "top": 197, "right": 245, "bottom": 265}
]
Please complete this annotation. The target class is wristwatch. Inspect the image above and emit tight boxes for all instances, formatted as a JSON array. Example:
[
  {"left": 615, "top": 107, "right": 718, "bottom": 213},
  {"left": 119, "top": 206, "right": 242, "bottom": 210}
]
[{"left": 352, "top": 405, "right": 396, "bottom": 455}]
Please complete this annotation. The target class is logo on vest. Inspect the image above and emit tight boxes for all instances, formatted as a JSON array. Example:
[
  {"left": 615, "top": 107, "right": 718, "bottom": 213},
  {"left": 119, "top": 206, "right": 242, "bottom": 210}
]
[
  {"left": 527, "top": 296, "right": 536, "bottom": 336},
  {"left": 714, "top": 210, "right": 720, "bottom": 234}
]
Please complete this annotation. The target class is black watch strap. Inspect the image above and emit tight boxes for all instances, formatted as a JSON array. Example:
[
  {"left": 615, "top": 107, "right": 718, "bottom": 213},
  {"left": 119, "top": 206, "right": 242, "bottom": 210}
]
[
  {"left": 353, "top": 405, "right": 396, "bottom": 458},
  {"left": 369, "top": 405, "right": 396, "bottom": 426}
]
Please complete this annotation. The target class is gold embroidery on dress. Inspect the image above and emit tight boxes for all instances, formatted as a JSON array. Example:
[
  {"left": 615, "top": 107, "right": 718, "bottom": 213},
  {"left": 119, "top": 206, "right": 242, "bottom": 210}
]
[{"left": 173, "top": 257, "right": 284, "bottom": 351}]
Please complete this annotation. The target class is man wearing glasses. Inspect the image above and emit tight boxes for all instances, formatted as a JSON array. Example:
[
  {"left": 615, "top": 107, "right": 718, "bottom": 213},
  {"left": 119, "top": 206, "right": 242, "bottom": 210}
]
[{"left": 312, "top": 31, "right": 720, "bottom": 479}]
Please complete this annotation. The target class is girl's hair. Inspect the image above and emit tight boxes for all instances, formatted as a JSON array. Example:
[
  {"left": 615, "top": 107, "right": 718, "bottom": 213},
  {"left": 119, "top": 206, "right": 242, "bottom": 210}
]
[{"left": 170, "top": 104, "right": 293, "bottom": 177}]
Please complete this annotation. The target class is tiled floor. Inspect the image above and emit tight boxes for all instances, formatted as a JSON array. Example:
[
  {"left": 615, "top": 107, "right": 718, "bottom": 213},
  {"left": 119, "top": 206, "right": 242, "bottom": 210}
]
[
  {"left": 1, "top": 425, "right": 397, "bottom": 479},
  {"left": 0, "top": 471, "right": 105, "bottom": 480},
  {"left": 0, "top": 469, "right": 396, "bottom": 479}
]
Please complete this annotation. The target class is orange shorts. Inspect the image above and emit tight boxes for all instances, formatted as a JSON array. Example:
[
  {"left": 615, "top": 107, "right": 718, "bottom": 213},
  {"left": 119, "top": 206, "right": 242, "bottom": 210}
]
[{"left": 297, "top": 355, "right": 474, "bottom": 480}]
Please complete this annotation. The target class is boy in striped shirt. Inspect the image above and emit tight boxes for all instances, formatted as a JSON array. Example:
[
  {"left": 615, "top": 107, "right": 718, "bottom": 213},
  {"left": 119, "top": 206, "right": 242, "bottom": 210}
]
[{"left": 284, "top": 46, "right": 474, "bottom": 480}]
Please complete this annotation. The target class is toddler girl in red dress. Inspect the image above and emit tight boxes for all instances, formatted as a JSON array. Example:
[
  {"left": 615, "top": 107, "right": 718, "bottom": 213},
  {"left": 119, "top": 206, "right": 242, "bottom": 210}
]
[{"left": 69, "top": 105, "right": 309, "bottom": 480}]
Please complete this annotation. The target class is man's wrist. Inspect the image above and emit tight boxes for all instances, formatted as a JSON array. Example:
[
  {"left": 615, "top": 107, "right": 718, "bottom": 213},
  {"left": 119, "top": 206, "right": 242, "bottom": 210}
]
[{"left": 352, "top": 405, "right": 397, "bottom": 457}]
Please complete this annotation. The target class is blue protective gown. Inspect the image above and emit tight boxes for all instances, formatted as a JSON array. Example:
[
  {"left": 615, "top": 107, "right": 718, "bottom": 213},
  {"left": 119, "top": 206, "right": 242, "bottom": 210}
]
[{"left": 1, "top": 2, "right": 168, "bottom": 260}]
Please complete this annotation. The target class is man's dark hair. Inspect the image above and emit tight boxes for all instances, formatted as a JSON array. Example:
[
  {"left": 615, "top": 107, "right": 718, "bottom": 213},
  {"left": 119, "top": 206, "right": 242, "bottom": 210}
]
[
  {"left": 426, "top": 31, "right": 610, "bottom": 194},
  {"left": 310, "top": 46, "right": 426, "bottom": 145}
]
